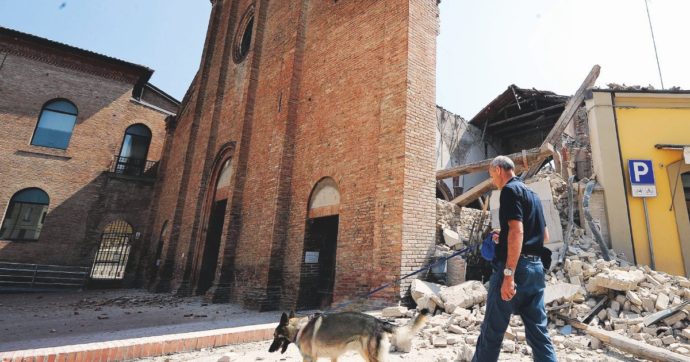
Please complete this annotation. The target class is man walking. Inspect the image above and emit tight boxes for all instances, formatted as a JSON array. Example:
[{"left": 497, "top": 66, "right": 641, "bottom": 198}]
[{"left": 472, "top": 156, "right": 557, "bottom": 362}]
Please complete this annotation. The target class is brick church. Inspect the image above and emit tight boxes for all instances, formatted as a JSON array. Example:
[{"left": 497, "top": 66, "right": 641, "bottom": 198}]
[{"left": 144, "top": 0, "right": 440, "bottom": 310}]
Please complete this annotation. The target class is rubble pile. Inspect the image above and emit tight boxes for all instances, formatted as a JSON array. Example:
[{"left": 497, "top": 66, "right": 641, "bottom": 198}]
[
  {"left": 436, "top": 198, "right": 482, "bottom": 248},
  {"left": 528, "top": 169, "right": 570, "bottom": 224},
  {"left": 417, "top": 174, "right": 690, "bottom": 360},
  {"left": 548, "top": 236, "right": 690, "bottom": 356},
  {"left": 398, "top": 238, "right": 690, "bottom": 361}
]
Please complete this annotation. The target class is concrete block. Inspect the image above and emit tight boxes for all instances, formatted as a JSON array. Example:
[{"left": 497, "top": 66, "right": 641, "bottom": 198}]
[
  {"left": 590, "top": 269, "right": 645, "bottom": 291},
  {"left": 656, "top": 293, "right": 670, "bottom": 311},
  {"left": 544, "top": 283, "right": 586, "bottom": 304},
  {"left": 439, "top": 280, "right": 487, "bottom": 313}
]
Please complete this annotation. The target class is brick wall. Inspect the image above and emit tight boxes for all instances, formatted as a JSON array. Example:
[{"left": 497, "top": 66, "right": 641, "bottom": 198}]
[
  {"left": 0, "top": 40, "right": 170, "bottom": 274},
  {"left": 148, "top": 0, "right": 439, "bottom": 310}
]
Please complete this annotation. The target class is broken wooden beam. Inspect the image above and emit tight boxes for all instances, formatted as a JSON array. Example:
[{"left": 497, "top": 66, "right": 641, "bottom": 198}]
[
  {"left": 643, "top": 300, "right": 690, "bottom": 327},
  {"left": 522, "top": 143, "right": 555, "bottom": 179},
  {"left": 436, "top": 147, "right": 550, "bottom": 180},
  {"left": 541, "top": 64, "right": 600, "bottom": 149},
  {"left": 450, "top": 178, "right": 494, "bottom": 207},
  {"left": 559, "top": 314, "right": 690, "bottom": 362},
  {"left": 580, "top": 295, "right": 608, "bottom": 324}
]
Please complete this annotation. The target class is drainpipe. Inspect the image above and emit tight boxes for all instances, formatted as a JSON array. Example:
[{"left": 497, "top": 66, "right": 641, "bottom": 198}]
[
  {"left": 583, "top": 179, "right": 611, "bottom": 261},
  {"left": 558, "top": 175, "right": 576, "bottom": 267}
]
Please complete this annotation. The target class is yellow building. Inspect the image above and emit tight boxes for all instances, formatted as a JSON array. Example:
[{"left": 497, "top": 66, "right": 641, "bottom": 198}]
[{"left": 586, "top": 89, "right": 690, "bottom": 276}]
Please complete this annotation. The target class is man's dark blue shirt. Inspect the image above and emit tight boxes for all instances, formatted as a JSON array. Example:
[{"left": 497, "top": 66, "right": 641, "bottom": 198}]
[{"left": 495, "top": 177, "right": 546, "bottom": 263}]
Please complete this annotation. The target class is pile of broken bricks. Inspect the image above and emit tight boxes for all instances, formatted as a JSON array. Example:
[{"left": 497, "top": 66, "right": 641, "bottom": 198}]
[
  {"left": 416, "top": 172, "right": 690, "bottom": 361},
  {"left": 380, "top": 230, "right": 690, "bottom": 361}
]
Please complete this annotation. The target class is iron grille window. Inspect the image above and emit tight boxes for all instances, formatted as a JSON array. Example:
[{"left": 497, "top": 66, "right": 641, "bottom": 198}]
[{"left": 90, "top": 220, "right": 133, "bottom": 280}]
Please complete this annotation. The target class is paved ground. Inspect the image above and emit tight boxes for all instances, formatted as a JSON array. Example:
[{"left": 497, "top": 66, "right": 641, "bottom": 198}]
[
  {"left": 0, "top": 289, "right": 640, "bottom": 362},
  {"left": 133, "top": 336, "right": 638, "bottom": 362},
  {"left": 0, "top": 289, "right": 282, "bottom": 352}
]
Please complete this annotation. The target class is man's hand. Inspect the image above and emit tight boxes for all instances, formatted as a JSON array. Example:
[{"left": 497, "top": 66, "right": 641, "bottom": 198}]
[{"left": 501, "top": 276, "right": 516, "bottom": 301}]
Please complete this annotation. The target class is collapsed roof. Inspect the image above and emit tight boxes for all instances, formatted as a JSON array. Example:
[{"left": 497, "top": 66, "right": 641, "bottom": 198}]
[{"left": 470, "top": 85, "right": 569, "bottom": 154}]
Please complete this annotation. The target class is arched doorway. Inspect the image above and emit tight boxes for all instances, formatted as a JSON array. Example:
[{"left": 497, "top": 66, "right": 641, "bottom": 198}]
[
  {"left": 196, "top": 157, "right": 233, "bottom": 295},
  {"left": 90, "top": 220, "right": 134, "bottom": 280},
  {"left": 298, "top": 177, "right": 340, "bottom": 310}
]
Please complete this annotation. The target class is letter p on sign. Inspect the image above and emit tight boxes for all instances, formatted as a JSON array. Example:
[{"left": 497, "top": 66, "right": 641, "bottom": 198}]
[
  {"left": 632, "top": 162, "right": 648, "bottom": 182},
  {"left": 628, "top": 159, "right": 656, "bottom": 197}
]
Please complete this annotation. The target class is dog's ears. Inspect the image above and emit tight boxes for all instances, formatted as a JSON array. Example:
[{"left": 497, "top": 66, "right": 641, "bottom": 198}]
[
  {"left": 280, "top": 312, "right": 288, "bottom": 325},
  {"left": 289, "top": 310, "right": 295, "bottom": 319}
]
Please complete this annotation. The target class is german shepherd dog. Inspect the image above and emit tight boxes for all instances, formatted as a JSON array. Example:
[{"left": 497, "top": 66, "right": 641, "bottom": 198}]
[{"left": 268, "top": 309, "right": 429, "bottom": 361}]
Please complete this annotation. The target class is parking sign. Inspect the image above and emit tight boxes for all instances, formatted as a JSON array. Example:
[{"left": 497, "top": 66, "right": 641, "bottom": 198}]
[{"left": 628, "top": 160, "right": 656, "bottom": 197}]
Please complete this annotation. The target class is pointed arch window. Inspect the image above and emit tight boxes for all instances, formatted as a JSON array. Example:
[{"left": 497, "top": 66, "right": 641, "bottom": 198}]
[
  {"left": 0, "top": 188, "right": 50, "bottom": 241},
  {"left": 31, "top": 99, "right": 78, "bottom": 149}
]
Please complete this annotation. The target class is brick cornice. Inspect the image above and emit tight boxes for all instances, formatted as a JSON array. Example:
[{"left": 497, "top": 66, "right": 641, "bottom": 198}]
[
  {"left": 0, "top": 27, "right": 152, "bottom": 86},
  {"left": 3, "top": 43, "right": 141, "bottom": 85}
]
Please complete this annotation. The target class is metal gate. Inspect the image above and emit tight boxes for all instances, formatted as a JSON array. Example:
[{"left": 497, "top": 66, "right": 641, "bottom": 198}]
[{"left": 90, "top": 220, "right": 133, "bottom": 280}]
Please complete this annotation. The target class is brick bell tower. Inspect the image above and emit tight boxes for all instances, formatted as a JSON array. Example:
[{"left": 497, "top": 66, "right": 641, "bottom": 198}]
[{"left": 145, "top": 0, "right": 439, "bottom": 311}]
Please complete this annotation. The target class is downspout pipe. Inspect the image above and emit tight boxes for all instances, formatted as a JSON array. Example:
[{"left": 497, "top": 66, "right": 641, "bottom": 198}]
[
  {"left": 583, "top": 179, "right": 611, "bottom": 261},
  {"left": 558, "top": 175, "right": 576, "bottom": 267}
]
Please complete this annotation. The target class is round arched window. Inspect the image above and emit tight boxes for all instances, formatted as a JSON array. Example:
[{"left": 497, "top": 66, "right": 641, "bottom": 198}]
[
  {"left": 31, "top": 99, "right": 78, "bottom": 149},
  {"left": 233, "top": 6, "right": 255, "bottom": 63},
  {"left": 0, "top": 188, "right": 50, "bottom": 241}
]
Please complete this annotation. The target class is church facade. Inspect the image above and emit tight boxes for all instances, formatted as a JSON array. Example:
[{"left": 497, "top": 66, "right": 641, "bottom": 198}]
[{"left": 145, "top": 0, "right": 439, "bottom": 311}]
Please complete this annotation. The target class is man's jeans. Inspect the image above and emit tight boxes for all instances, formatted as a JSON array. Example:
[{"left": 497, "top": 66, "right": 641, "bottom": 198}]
[{"left": 472, "top": 255, "right": 557, "bottom": 362}]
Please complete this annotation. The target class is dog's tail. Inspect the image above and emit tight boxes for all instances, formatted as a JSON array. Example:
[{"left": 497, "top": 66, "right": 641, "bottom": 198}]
[{"left": 390, "top": 308, "right": 429, "bottom": 352}]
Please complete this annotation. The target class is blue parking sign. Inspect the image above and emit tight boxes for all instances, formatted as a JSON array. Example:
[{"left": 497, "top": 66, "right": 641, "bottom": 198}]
[{"left": 628, "top": 160, "right": 656, "bottom": 197}]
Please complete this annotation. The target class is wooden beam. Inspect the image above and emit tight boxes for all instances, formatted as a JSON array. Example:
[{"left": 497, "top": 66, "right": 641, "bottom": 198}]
[
  {"left": 522, "top": 143, "right": 555, "bottom": 179},
  {"left": 490, "top": 114, "right": 560, "bottom": 136},
  {"left": 541, "top": 65, "right": 600, "bottom": 149},
  {"left": 487, "top": 103, "right": 566, "bottom": 129},
  {"left": 450, "top": 178, "right": 494, "bottom": 207},
  {"left": 559, "top": 314, "right": 690, "bottom": 362},
  {"left": 436, "top": 147, "right": 550, "bottom": 180},
  {"left": 643, "top": 300, "right": 690, "bottom": 327},
  {"left": 450, "top": 161, "right": 528, "bottom": 207}
]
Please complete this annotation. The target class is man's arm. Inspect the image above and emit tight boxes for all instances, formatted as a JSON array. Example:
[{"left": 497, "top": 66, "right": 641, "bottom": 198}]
[
  {"left": 544, "top": 226, "right": 550, "bottom": 244},
  {"left": 505, "top": 220, "right": 523, "bottom": 275},
  {"left": 502, "top": 219, "right": 523, "bottom": 301}
]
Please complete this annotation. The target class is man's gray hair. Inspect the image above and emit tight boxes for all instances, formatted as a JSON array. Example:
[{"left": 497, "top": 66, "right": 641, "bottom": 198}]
[{"left": 490, "top": 155, "right": 515, "bottom": 171}]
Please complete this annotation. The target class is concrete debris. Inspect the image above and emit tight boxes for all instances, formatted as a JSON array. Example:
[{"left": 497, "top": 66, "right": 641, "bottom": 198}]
[
  {"left": 410, "top": 279, "right": 445, "bottom": 311},
  {"left": 544, "top": 283, "right": 586, "bottom": 305},
  {"left": 419, "top": 170, "right": 690, "bottom": 360},
  {"left": 439, "top": 280, "right": 488, "bottom": 313},
  {"left": 442, "top": 228, "right": 462, "bottom": 247},
  {"left": 436, "top": 198, "right": 482, "bottom": 248},
  {"left": 589, "top": 269, "right": 646, "bottom": 292},
  {"left": 605, "top": 83, "right": 657, "bottom": 91}
]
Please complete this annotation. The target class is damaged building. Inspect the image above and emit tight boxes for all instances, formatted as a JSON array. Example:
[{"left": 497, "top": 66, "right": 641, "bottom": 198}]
[{"left": 436, "top": 85, "right": 592, "bottom": 203}]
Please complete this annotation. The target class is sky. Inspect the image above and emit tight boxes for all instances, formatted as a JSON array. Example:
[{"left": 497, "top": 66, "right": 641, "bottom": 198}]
[{"left": 1, "top": 0, "right": 689, "bottom": 119}]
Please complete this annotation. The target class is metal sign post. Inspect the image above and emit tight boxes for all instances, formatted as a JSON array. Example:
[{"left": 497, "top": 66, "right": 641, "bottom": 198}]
[
  {"left": 642, "top": 198, "right": 655, "bottom": 270},
  {"left": 628, "top": 160, "right": 657, "bottom": 269}
]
